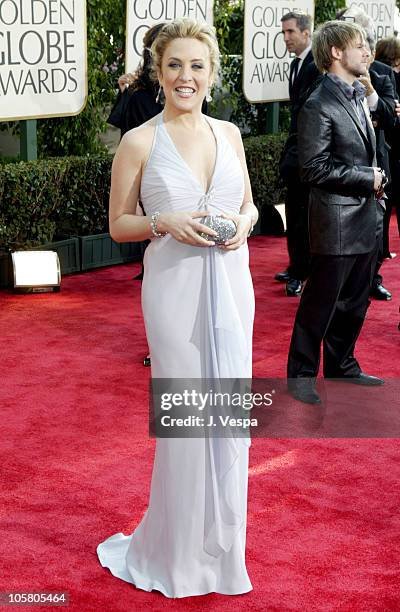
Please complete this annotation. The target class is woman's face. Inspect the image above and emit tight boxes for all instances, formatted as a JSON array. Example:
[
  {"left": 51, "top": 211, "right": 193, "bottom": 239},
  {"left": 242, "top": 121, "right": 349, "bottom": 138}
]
[
  {"left": 393, "top": 58, "right": 400, "bottom": 73},
  {"left": 158, "top": 37, "right": 212, "bottom": 110}
]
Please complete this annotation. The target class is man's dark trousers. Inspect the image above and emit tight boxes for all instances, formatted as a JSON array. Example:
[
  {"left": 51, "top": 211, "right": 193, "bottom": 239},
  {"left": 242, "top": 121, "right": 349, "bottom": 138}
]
[
  {"left": 287, "top": 245, "right": 380, "bottom": 379},
  {"left": 285, "top": 179, "right": 310, "bottom": 281}
]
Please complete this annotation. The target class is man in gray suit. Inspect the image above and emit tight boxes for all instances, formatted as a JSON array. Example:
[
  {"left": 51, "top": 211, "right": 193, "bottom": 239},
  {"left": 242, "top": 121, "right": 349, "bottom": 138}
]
[{"left": 287, "top": 20, "right": 385, "bottom": 404}]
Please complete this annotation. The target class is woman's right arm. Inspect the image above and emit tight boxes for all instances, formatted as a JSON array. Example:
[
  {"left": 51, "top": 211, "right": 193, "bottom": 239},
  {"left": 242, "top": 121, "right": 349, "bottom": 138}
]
[{"left": 109, "top": 129, "right": 154, "bottom": 243}]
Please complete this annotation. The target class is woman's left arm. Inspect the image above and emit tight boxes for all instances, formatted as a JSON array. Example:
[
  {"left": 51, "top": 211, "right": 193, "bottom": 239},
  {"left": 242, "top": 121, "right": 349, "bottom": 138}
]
[{"left": 220, "top": 122, "right": 258, "bottom": 251}]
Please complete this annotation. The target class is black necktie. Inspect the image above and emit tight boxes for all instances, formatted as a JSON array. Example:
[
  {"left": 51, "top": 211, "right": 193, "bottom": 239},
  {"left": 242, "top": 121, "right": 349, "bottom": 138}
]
[{"left": 290, "top": 57, "right": 301, "bottom": 86}]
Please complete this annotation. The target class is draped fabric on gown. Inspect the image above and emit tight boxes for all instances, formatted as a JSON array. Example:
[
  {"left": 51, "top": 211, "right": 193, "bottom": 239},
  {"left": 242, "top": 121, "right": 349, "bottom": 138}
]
[{"left": 97, "top": 113, "right": 255, "bottom": 598}]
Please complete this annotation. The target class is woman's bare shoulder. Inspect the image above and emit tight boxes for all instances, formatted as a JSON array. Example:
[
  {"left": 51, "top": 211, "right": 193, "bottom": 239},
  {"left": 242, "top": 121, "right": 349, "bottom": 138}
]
[
  {"left": 212, "top": 118, "right": 242, "bottom": 150},
  {"left": 208, "top": 116, "right": 239, "bottom": 132},
  {"left": 116, "top": 114, "right": 160, "bottom": 161}
]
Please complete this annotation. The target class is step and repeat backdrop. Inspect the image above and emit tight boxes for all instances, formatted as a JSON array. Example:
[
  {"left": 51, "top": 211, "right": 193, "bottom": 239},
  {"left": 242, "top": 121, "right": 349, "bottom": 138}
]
[
  {"left": 243, "top": 0, "right": 397, "bottom": 103},
  {"left": 0, "top": 0, "right": 398, "bottom": 120},
  {"left": 346, "top": 0, "right": 396, "bottom": 39},
  {"left": 125, "top": 0, "right": 214, "bottom": 69},
  {"left": 0, "top": 0, "right": 87, "bottom": 121},
  {"left": 243, "top": 0, "right": 314, "bottom": 103}
]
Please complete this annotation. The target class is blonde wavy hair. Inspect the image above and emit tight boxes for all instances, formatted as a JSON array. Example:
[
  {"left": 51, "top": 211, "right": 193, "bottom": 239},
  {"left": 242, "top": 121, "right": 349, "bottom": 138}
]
[{"left": 150, "top": 18, "right": 220, "bottom": 84}]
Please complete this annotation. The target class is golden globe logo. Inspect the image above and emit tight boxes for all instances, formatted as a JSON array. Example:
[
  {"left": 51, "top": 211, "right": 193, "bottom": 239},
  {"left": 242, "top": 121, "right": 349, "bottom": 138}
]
[{"left": 0, "top": 0, "right": 87, "bottom": 121}]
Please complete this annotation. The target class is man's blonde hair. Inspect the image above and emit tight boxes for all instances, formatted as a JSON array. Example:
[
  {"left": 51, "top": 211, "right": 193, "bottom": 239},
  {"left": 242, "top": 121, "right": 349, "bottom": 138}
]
[
  {"left": 312, "top": 20, "right": 366, "bottom": 73},
  {"left": 150, "top": 18, "right": 220, "bottom": 84}
]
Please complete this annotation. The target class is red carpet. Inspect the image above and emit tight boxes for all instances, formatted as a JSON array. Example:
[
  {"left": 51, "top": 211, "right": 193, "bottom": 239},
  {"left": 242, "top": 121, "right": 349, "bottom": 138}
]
[{"left": 1, "top": 225, "right": 400, "bottom": 611}]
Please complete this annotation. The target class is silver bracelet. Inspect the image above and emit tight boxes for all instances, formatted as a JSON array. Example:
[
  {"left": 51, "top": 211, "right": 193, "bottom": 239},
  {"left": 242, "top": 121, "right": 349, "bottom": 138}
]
[{"left": 150, "top": 212, "right": 167, "bottom": 238}]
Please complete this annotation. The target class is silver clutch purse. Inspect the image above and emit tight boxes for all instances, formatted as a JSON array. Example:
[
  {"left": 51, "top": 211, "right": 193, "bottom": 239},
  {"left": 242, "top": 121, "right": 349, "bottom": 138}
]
[{"left": 199, "top": 215, "right": 237, "bottom": 244}]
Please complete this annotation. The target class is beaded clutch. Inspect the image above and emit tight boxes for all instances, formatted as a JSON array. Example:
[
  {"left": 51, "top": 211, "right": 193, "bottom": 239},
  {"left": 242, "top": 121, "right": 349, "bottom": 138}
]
[{"left": 199, "top": 215, "right": 237, "bottom": 244}]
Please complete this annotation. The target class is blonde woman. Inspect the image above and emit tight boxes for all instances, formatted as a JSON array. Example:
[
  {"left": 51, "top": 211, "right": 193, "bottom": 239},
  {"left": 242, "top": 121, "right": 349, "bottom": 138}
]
[{"left": 97, "top": 18, "right": 258, "bottom": 598}]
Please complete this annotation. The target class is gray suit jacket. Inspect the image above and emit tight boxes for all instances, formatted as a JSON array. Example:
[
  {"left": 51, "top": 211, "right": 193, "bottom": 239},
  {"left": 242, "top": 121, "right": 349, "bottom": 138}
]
[{"left": 298, "top": 75, "right": 379, "bottom": 256}]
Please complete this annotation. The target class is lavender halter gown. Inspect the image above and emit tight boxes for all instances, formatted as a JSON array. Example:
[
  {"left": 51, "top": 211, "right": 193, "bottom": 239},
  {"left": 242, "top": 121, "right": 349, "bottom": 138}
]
[{"left": 97, "top": 113, "right": 254, "bottom": 598}]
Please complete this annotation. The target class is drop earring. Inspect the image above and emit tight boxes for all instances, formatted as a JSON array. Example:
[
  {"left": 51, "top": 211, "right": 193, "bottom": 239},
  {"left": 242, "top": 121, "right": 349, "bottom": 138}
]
[
  {"left": 156, "top": 86, "right": 163, "bottom": 104},
  {"left": 206, "top": 87, "right": 212, "bottom": 103}
]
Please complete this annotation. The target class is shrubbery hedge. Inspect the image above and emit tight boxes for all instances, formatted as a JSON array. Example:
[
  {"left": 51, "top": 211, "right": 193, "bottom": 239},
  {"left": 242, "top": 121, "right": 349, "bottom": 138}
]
[
  {"left": 0, "top": 155, "right": 111, "bottom": 251},
  {"left": 0, "top": 133, "right": 287, "bottom": 252},
  {"left": 244, "top": 132, "right": 287, "bottom": 209}
]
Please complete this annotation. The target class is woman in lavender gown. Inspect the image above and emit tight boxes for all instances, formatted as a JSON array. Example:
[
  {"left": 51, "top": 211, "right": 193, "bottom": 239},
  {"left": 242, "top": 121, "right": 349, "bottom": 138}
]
[{"left": 97, "top": 18, "right": 258, "bottom": 598}]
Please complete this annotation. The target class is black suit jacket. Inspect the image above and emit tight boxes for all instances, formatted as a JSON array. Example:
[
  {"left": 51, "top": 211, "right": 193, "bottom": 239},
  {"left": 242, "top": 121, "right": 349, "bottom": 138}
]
[
  {"left": 392, "top": 72, "right": 400, "bottom": 158},
  {"left": 371, "top": 60, "right": 397, "bottom": 95},
  {"left": 394, "top": 71, "right": 400, "bottom": 98},
  {"left": 122, "top": 88, "right": 162, "bottom": 135},
  {"left": 369, "top": 69, "right": 396, "bottom": 178},
  {"left": 298, "top": 76, "right": 378, "bottom": 256},
  {"left": 375, "top": 67, "right": 400, "bottom": 159},
  {"left": 279, "top": 51, "right": 321, "bottom": 182},
  {"left": 289, "top": 50, "right": 321, "bottom": 134}
]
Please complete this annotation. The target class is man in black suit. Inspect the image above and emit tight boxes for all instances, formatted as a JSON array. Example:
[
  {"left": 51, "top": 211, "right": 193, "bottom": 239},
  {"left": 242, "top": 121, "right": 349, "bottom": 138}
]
[
  {"left": 287, "top": 20, "right": 385, "bottom": 404},
  {"left": 371, "top": 58, "right": 397, "bottom": 91},
  {"left": 361, "top": 34, "right": 397, "bottom": 300},
  {"left": 277, "top": 12, "right": 320, "bottom": 296},
  {"left": 337, "top": 5, "right": 400, "bottom": 265}
]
